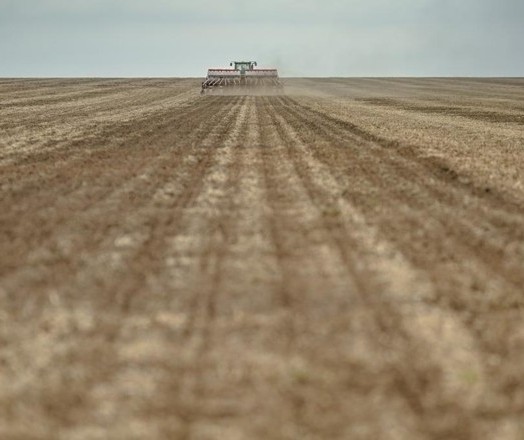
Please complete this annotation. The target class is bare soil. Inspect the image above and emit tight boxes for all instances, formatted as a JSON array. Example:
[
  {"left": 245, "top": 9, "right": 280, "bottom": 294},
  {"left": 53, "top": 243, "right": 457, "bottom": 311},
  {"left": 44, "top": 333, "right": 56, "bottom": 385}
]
[{"left": 1, "top": 78, "right": 524, "bottom": 440}]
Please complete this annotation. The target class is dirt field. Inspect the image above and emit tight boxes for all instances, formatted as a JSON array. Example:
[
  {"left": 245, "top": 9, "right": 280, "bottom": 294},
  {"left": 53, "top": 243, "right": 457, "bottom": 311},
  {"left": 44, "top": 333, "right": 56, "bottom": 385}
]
[{"left": 1, "top": 78, "right": 524, "bottom": 439}]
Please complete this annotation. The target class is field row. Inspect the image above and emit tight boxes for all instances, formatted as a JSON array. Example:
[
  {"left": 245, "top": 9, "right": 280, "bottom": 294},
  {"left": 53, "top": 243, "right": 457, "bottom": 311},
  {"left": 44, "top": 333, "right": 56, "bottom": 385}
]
[{"left": 1, "top": 78, "right": 523, "bottom": 439}]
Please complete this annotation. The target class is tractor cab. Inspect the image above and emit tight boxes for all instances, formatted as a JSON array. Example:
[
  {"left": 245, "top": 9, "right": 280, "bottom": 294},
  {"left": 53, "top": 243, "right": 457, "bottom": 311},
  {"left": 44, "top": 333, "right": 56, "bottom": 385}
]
[{"left": 230, "top": 61, "right": 257, "bottom": 75}]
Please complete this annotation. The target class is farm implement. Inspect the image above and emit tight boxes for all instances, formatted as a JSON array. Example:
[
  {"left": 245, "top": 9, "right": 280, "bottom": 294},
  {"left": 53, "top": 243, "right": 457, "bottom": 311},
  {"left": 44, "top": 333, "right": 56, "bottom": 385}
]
[{"left": 201, "top": 61, "right": 283, "bottom": 94}]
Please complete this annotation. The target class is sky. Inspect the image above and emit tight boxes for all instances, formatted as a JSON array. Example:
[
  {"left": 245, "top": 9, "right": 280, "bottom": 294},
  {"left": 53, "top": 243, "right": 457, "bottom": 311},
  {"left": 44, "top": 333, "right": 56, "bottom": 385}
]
[{"left": 0, "top": 0, "right": 523, "bottom": 77}]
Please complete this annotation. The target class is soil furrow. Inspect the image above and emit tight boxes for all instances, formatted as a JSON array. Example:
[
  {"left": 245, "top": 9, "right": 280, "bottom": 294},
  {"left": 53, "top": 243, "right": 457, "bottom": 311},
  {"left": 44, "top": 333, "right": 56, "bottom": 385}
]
[
  {"left": 0, "top": 95, "right": 245, "bottom": 437},
  {"left": 268, "top": 95, "right": 524, "bottom": 435},
  {"left": 0, "top": 93, "right": 210, "bottom": 202},
  {"left": 0, "top": 88, "right": 198, "bottom": 165},
  {"left": 264, "top": 97, "right": 491, "bottom": 439},
  {"left": 2, "top": 79, "right": 524, "bottom": 439},
  {"left": 1, "top": 97, "right": 243, "bottom": 312},
  {"left": 276, "top": 96, "right": 524, "bottom": 304},
  {"left": 95, "top": 97, "right": 251, "bottom": 438}
]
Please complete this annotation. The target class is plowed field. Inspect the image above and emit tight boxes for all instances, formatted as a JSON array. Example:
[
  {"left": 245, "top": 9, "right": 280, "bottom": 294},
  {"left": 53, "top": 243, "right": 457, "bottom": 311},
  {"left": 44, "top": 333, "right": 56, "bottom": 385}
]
[{"left": 1, "top": 78, "right": 524, "bottom": 439}]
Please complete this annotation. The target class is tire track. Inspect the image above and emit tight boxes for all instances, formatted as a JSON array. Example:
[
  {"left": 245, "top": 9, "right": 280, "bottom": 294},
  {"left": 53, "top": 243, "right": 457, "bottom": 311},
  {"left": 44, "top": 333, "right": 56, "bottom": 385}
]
[
  {"left": 1, "top": 97, "right": 243, "bottom": 309},
  {"left": 258, "top": 102, "right": 360, "bottom": 320},
  {"left": 0, "top": 90, "right": 201, "bottom": 231},
  {"left": 274, "top": 97, "right": 524, "bottom": 338},
  {"left": 267, "top": 96, "right": 524, "bottom": 437},
  {"left": 111, "top": 97, "right": 251, "bottom": 438},
  {"left": 262, "top": 96, "right": 490, "bottom": 439},
  {"left": 256, "top": 98, "right": 430, "bottom": 438},
  {"left": 0, "top": 92, "right": 209, "bottom": 203},
  {"left": 0, "top": 95, "right": 245, "bottom": 437},
  {"left": 2, "top": 79, "right": 524, "bottom": 439},
  {"left": 276, "top": 96, "right": 524, "bottom": 305},
  {"left": 284, "top": 96, "right": 523, "bottom": 214},
  {"left": 0, "top": 88, "right": 197, "bottom": 166},
  {"left": 55, "top": 96, "right": 244, "bottom": 308},
  {"left": 0, "top": 81, "right": 197, "bottom": 165}
]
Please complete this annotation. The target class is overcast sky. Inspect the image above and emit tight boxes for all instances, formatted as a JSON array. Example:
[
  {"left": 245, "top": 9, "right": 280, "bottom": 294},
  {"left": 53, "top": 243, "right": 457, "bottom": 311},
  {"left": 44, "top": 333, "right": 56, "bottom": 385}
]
[{"left": 1, "top": 0, "right": 523, "bottom": 77}]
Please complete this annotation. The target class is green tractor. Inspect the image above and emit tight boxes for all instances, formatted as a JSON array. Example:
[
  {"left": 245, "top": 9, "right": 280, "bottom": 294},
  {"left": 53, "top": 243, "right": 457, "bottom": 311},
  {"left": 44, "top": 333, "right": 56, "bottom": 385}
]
[{"left": 201, "top": 60, "right": 282, "bottom": 93}]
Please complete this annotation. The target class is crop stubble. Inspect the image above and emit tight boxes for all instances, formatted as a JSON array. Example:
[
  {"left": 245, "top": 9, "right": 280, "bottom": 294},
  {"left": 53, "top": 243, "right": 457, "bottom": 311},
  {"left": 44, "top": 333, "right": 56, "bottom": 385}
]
[{"left": 1, "top": 78, "right": 524, "bottom": 439}]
